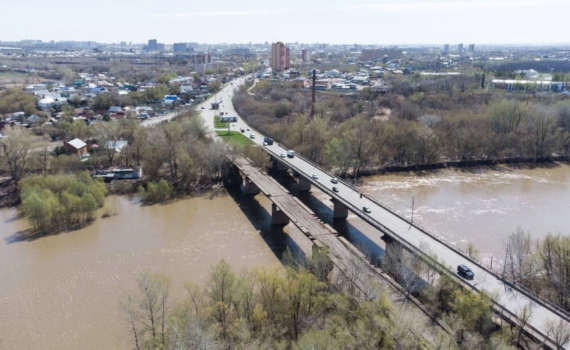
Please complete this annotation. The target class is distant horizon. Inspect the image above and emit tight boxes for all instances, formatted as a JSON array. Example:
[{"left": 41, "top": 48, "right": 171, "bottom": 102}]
[
  {"left": 2, "top": 0, "right": 569, "bottom": 45},
  {"left": 3, "top": 39, "right": 570, "bottom": 48}
]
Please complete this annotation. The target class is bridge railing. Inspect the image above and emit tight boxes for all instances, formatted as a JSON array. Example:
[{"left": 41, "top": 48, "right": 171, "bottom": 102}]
[{"left": 271, "top": 144, "right": 570, "bottom": 325}]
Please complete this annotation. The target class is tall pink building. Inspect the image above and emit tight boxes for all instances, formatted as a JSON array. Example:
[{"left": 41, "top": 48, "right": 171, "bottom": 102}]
[{"left": 271, "top": 42, "right": 290, "bottom": 72}]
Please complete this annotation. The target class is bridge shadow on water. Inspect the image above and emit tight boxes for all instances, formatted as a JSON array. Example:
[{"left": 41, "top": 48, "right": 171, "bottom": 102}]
[
  {"left": 224, "top": 185, "right": 307, "bottom": 262},
  {"left": 293, "top": 189, "right": 385, "bottom": 264}
]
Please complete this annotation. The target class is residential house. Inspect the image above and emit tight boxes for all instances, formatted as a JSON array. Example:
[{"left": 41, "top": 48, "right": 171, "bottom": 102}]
[{"left": 63, "top": 138, "right": 88, "bottom": 156}]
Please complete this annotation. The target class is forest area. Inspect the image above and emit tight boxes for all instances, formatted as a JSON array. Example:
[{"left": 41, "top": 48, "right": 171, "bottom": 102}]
[{"left": 233, "top": 75, "right": 570, "bottom": 177}]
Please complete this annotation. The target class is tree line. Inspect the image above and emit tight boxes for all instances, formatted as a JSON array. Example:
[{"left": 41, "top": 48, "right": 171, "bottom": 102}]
[{"left": 233, "top": 76, "right": 570, "bottom": 177}]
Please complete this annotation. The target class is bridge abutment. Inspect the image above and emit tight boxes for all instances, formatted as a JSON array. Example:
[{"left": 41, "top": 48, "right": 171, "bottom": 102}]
[
  {"left": 331, "top": 198, "right": 349, "bottom": 219},
  {"left": 242, "top": 176, "right": 260, "bottom": 195},
  {"left": 271, "top": 157, "right": 289, "bottom": 175},
  {"left": 271, "top": 203, "right": 290, "bottom": 225}
]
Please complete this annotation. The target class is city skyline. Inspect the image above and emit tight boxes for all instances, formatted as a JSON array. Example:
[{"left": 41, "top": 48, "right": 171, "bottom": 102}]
[{"left": 1, "top": 0, "right": 570, "bottom": 45}]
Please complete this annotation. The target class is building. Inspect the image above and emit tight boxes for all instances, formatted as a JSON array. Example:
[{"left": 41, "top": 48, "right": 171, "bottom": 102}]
[
  {"left": 148, "top": 39, "right": 157, "bottom": 51},
  {"left": 301, "top": 49, "right": 311, "bottom": 62},
  {"left": 230, "top": 47, "right": 250, "bottom": 55},
  {"left": 457, "top": 43, "right": 463, "bottom": 54},
  {"left": 491, "top": 79, "right": 570, "bottom": 92},
  {"left": 360, "top": 49, "right": 404, "bottom": 61},
  {"left": 468, "top": 44, "right": 475, "bottom": 52},
  {"left": 63, "top": 138, "right": 87, "bottom": 156},
  {"left": 192, "top": 53, "right": 211, "bottom": 64},
  {"left": 442, "top": 44, "right": 449, "bottom": 54},
  {"left": 174, "top": 43, "right": 192, "bottom": 53},
  {"left": 271, "top": 42, "right": 290, "bottom": 72}
]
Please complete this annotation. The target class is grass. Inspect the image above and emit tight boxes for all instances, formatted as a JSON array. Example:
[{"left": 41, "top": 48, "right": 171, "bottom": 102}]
[
  {"left": 216, "top": 131, "right": 254, "bottom": 147},
  {"left": 214, "top": 115, "right": 228, "bottom": 129},
  {"left": 0, "top": 71, "right": 29, "bottom": 78}
]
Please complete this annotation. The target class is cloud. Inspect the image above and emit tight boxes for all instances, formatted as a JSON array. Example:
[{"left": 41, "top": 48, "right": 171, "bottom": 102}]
[{"left": 343, "top": 0, "right": 567, "bottom": 12}]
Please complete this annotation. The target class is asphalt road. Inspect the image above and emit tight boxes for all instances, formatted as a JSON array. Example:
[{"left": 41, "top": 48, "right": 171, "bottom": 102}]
[{"left": 195, "top": 76, "right": 570, "bottom": 348}]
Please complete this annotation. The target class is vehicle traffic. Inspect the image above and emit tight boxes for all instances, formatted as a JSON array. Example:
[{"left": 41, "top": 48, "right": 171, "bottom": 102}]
[
  {"left": 362, "top": 207, "right": 371, "bottom": 213},
  {"left": 264, "top": 137, "right": 274, "bottom": 145},
  {"left": 457, "top": 265, "right": 475, "bottom": 280},
  {"left": 332, "top": 186, "right": 339, "bottom": 193},
  {"left": 287, "top": 150, "right": 295, "bottom": 158},
  {"left": 312, "top": 174, "right": 319, "bottom": 179},
  {"left": 249, "top": 133, "right": 255, "bottom": 139}
]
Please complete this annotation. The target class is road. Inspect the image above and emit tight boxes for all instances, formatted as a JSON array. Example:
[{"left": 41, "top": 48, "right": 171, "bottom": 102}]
[{"left": 195, "top": 76, "right": 570, "bottom": 348}]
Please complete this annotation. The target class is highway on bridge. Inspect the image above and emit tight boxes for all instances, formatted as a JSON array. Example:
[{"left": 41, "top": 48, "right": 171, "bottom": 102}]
[{"left": 200, "top": 76, "right": 569, "bottom": 348}]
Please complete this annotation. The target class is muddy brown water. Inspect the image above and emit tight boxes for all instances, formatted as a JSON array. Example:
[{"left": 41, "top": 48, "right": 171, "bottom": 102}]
[
  {"left": 0, "top": 190, "right": 311, "bottom": 350},
  {"left": 1, "top": 164, "right": 569, "bottom": 349}
]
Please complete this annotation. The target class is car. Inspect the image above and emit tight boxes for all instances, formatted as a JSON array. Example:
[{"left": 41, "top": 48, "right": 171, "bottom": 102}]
[
  {"left": 331, "top": 178, "right": 339, "bottom": 184},
  {"left": 220, "top": 112, "right": 224, "bottom": 115},
  {"left": 362, "top": 206, "right": 371, "bottom": 213},
  {"left": 280, "top": 153, "right": 286, "bottom": 158},
  {"left": 249, "top": 133, "right": 255, "bottom": 139},
  {"left": 264, "top": 137, "right": 274, "bottom": 145},
  {"left": 240, "top": 128, "right": 245, "bottom": 133},
  {"left": 457, "top": 265, "right": 474, "bottom": 280},
  {"left": 332, "top": 186, "right": 339, "bottom": 193},
  {"left": 247, "top": 128, "right": 250, "bottom": 131},
  {"left": 287, "top": 150, "right": 295, "bottom": 158},
  {"left": 201, "top": 107, "right": 205, "bottom": 109},
  {"left": 312, "top": 174, "right": 319, "bottom": 179}
]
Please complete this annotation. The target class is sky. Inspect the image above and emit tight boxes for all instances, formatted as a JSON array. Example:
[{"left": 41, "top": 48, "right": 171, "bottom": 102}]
[{"left": 1, "top": 0, "right": 569, "bottom": 45}]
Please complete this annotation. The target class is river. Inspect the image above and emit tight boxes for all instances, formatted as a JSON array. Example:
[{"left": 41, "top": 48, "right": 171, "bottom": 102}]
[
  {"left": 0, "top": 189, "right": 311, "bottom": 350},
  {"left": 1, "top": 164, "right": 569, "bottom": 349}
]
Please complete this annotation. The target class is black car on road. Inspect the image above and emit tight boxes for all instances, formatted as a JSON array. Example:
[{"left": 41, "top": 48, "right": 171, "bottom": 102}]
[
  {"left": 264, "top": 137, "right": 274, "bottom": 145},
  {"left": 457, "top": 264, "right": 475, "bottom": 280}
]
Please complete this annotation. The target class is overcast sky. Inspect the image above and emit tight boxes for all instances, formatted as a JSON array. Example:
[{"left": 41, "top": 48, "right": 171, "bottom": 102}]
[{"left": 1, "top": 0, "right": 569, "bottom": 45}]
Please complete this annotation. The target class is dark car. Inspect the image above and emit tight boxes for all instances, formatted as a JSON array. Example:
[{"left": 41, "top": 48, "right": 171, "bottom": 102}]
[
  {"left": 264, "top": 137, "right": 274, "bottom": 145},
  {"left": 457, "top": 265, "right": 475, "bottom": 280}
]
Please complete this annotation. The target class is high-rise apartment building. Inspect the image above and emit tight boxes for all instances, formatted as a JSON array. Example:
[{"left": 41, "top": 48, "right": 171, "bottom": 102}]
[
  {"left": 468, "top": 44, "right": 475, "bottom": 52},
  {"left": 148, "top": 39, "right": 158, "bottom": 51},
  {"left": 458, "top": 43, "right": 464, "bottom": 54},
  {"left": 192, "top": 53, "right": 211, "bottom": 64},
  {"left": 301, "top": 49, "right": 311, "bottom": 62},
  {"left": 442, "top": 44, "right": 449, "bottom": 54},
  {"left": 271, "top": 42, "right": 290, "bottom": 72}
]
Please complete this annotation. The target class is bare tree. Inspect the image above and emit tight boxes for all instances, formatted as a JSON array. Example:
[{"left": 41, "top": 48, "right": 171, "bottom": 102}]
[
  {"left": 0, "top": 125, "right": 34, "bottom": 187},
  {"left": 545, "top": 319, "right": 570, "bottom": 350}
]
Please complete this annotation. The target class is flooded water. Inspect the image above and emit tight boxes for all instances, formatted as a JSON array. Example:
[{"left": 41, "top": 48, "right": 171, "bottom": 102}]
[
  {"left": 358, "top": 163, "right": 570, "bottom": 261},
  {"left": 0, "top": 190, "right": 311, "bottom": 350},
  {"left": 1, "top": 164, "right": 569, "bottom": 349}
]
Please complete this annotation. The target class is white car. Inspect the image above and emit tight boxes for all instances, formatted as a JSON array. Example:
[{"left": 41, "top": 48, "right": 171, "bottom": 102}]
[
  {"left": 312, "top": 174, "right": 319, "bottom": 179},
  {"left": 331, "top": 178, "right": 339, "bottom": 184},
  {"left": 363, "top": 207, "right": 371, "bottom": 214},
  {"left": 249, "top": 133, "right": 255, "bottom": 139},
  {"left": 280, "top": 153, "right": 286, "bottom": 158}
]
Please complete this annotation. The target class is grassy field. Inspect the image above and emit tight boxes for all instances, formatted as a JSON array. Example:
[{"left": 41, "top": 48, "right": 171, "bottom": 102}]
[
  {"left": 215, "top": 131, "right": 253, "bottom": 147},
  {"left": 214, "top": 115, "right": 229, "bottom": 129}
]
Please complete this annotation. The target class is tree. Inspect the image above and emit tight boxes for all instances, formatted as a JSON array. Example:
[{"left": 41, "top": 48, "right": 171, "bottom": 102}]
[
  {"left": 545, "top": 319, "right": 570, "bottom": 350},
  {"left": 136, "top": 271, "right": 171, "bottom": 347},
  {"left": 94, "top": 121, "right": 122, "bottom": 166},
  {"left": 0, "top": 125, "right": 34, "bottom": 187},
  {"left": 207, "top": 260, "right": 236, "bottom": 338},
  {"left": 488, "top": 100, "right": 527, "bottom": 134}
]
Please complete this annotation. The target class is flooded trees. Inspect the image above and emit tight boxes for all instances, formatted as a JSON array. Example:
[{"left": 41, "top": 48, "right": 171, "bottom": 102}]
[{"left": 0, "top": 125, "right": 34, "bottom": 187}]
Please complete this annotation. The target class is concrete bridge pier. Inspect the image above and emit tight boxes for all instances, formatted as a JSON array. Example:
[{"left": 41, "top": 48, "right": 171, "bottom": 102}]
[
  {"left": 381, "top": 234, "right": 404, "bottom": 276},
  {"left": 242, "top": 176, "right": 260, "bottom": 195},
  {"left": 271, "top": 157, "right": 289, "bottom": 175},
  {"left": 271, "top": 203, "right": 290, "bottom": 225},
  {"left": 296, "top": 176, "right": 312, "bottom": 191},
  {"left": 331, "top": 198, "right": 349, "bottom": 219}
]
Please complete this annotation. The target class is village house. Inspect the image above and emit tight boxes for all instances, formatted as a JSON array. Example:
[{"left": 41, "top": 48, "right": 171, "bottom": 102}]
[{"left": 63, "top": 138, "right": 88, "bottom": 156}]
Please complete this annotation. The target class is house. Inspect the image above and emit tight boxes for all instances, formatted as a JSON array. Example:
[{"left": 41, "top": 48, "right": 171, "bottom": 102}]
[
  {"left": 180, "top": 85, "right": 194, "bottom": 94},
  {"left": 163, "top": 95, "right": 178, "bottom": 106},
  {"left": 38, "top": 98, "right": 56, "bottom": 110},
  {"left": 93, "top": 166, "right": 142, "bottom": 180},
  {"left": 63, "top": 138, "right": 88, "bottom": 156},
  {"left": 108, "top": 106, "right": 123, "bottom": 114},
  {"left": 105, "top": 140, "right": 128, "bottom": 153}
]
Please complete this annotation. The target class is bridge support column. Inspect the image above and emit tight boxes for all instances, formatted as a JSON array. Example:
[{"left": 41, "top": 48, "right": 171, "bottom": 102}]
[
  {"left": 271, "top": 203, "right": 290, "bottom": 225},
  {"left": 271, "top": 157, "right": 289, "bottom": 174},
  {"left": 242, "top": 176, "right": 260, "bottom": 195},
  {"left": 381, "top": 234, "right": 403, "bottom": 276},
  {"left": 331, "top": 198, "right": 348, "bottom": 219},
  {"left": 296, "top": 176, "right": 312, "bottom": 191}
]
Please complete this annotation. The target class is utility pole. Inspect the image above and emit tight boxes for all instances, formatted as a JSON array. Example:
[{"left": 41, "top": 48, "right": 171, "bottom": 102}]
[
  {"left": 310, "top": 69, "right": 316, "bottom": 117},
  {"left": 409, "top": 196, "right": 415, "bottom": 230}
]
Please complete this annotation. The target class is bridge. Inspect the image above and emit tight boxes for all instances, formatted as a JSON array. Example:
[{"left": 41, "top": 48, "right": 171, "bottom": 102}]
[{"left": 206, "top": 77, "right": 570, "bottom": 349}]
